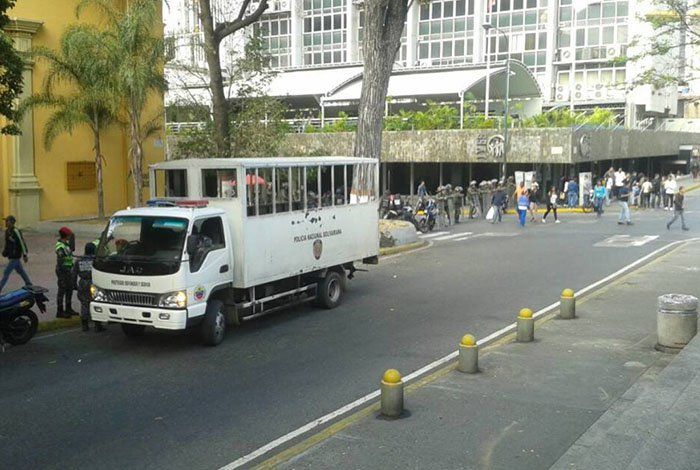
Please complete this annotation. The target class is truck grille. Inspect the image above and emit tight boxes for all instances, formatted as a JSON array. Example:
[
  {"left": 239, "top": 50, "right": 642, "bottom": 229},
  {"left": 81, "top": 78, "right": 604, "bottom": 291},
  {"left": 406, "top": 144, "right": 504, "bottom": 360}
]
[{"left": 105, "top": 290, "right": 158, "bottom": 307}]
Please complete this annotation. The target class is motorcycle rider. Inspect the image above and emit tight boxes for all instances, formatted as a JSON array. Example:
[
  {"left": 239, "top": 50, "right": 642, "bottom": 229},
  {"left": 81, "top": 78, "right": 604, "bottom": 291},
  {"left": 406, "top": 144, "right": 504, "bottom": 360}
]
[
  {"left": 55, "top": 227, "right": 76, "bottom": 318},
  {"left": 72, "top": 242, "right": 105, "bottom": 332}
]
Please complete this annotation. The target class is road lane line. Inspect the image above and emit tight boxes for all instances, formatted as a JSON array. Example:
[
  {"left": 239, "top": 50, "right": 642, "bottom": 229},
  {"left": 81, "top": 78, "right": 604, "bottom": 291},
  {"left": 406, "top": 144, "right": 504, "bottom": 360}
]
[
  {"left": 433, "top": 233, "right": 472, "bottom": 241},
  {"left": 220, "top": 237, "right": 700, "bottom": 470},
  {"left": 418, "top": 231, "right": 449, "bottom": 239}
]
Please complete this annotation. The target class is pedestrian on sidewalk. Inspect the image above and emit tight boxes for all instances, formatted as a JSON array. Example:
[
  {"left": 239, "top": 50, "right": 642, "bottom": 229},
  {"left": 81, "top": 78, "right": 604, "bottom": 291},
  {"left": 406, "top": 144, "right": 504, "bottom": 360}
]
[
  {"left": 593, "top": 179, "right": 606, "bottom": 217},
  {"left": 0, "top": 215, "right": 32, "bottom": 293},
  {"left": 666, "top": 186, "right": 689, "bottom": 231},
  {"left": 417, "top": 180, "right": 427, "bottom": 198},
  {"left": 664, "top": 174, "right": 678, "bottom": 210},
  {"left": 613, "top": 167, "right": 625, "bottom": 198},
  {"left": 605, "top": 174, "right": 613, "bottom": 206},
  {"left": 72, "top": 242, "right": 105, "bottom": 332},
  {"left": 567, "top": 178, "right": 579, "bottom": 208},
  {"left": 528, "top": 182, "right": 540, "bottom": 222},
  {"left": 542, "top": 187, "right": 560, "bottom": 223},
  {"left": 490, "top": 184, "right": 506, "bottom": 224},
  {"left": 55, "top": 227, "right": 77, "bottom": 318},
  {"left": 641, "top": 178, "right": 652, "bottom": 208},
  {"left": 617, "top": 180, "right": 633, "bottom": 226},
  {"left": 651, "top": 173, "right": 662, "bottom": 208},
  {"left": 517, "top": 189, "right": 530, "bottom": 227}
]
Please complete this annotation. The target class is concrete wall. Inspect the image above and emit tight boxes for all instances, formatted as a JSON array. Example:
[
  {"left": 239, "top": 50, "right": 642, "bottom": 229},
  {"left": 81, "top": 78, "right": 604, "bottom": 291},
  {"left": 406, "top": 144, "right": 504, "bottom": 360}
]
[
  {"left": 573, "top": 128, "right": 700, "bottom": 163},
  {"left": 279, "top": 128, "right": 700, "bottom": 166},
  {"left": 279, "top": 129, "right": 573, "bottom": 164}
]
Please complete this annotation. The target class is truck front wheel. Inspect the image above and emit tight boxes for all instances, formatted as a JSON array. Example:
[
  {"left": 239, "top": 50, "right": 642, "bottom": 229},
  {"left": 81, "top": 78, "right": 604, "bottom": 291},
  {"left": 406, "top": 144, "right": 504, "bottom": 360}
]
[
  {"left": 316, "top": 271, "right": 345, "bottom": 309},
  {"left": 201, "top": 299, "right": 226, "bottom": 346}
]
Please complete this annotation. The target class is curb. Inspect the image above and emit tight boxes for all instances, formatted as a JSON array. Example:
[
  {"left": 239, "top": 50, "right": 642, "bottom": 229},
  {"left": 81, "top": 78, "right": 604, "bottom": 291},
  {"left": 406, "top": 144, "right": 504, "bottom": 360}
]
[
  {"left": 379, "top": 240, "right": 428, "bottom": 256},
  {"left": 503, "top": 208, "right": 586, "bottom": 215}
]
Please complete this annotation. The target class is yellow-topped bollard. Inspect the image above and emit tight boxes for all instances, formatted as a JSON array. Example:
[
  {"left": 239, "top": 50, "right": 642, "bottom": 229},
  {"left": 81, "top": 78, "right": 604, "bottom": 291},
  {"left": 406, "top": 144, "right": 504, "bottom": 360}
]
[
  {"left": 380, "top": 369, "right": 404, "bottom": 418},
  {"left": 519, "top": 308, "right": 533, "bottom": 319},
  {"left": 517, "top": 308, "right": 535, "bottom": 342},
  {"left": 560, "top": 288, "right": 576, "bottom": 319},
  {"left": 458, "top": 334, "right": 479, "bottom": 373},
  {"left": 382, "top": 369, "right": 402, "bottom": 384}
]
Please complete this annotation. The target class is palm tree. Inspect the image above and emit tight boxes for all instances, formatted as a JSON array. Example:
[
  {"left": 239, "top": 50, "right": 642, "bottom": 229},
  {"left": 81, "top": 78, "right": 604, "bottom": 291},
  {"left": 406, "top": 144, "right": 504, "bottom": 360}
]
[
  {"left": 22, "top": 24, "right": 116, "bottom": 218},
  {"left": 77, "top": 0, "right": 165, "bottom": 206}
]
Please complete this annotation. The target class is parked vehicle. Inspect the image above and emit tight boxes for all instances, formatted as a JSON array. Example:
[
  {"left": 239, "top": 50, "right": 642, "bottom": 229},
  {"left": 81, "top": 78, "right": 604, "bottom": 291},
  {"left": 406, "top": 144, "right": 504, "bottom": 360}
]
[
  {"left": 90, "top": 157, "right": 380, "bottom": 346},
  {"left": 0, "top": 286, "right": 48, "bottom": 349},
  {"left": 414, "top": 198, "right": 438, "bottom": 232}
]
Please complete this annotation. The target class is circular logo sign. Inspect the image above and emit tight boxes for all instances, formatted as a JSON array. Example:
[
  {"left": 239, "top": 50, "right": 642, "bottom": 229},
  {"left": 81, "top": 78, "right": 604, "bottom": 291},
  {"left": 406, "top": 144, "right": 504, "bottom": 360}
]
[
  {"left": 194, "top": 286, "right": 206, "bottom": 301},
  {"left": 313, "top": 239, "right": 323, "bottom": 260},
  {"left": 487, "top": 135, "right": 505, "bottom": 160},
  {"left": 579, "top": 134, "right": 591, "bottom": 160}
]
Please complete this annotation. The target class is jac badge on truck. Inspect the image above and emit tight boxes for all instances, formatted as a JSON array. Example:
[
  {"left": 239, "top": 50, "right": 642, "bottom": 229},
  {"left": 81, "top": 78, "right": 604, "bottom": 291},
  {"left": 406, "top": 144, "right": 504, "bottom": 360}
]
[
  {"left": 313, "top": 239, "right": 323, "bottom": 260},
  {"left": 194, "top": 286, "right": 206, "bottom": 301}
]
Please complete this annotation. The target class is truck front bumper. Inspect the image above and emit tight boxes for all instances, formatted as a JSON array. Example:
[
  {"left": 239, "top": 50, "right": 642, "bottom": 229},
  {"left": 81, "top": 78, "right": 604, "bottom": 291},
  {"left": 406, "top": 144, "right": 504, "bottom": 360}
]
[{"left": 90, "top": 302, "right": 188, "bottom": 330}]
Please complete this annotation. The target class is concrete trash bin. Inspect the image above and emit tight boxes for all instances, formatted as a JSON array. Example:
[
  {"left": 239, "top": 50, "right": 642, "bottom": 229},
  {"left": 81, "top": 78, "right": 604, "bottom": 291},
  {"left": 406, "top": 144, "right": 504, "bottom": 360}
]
[{"left": 656, "top": 294, "right": 698, "bottom": 353}]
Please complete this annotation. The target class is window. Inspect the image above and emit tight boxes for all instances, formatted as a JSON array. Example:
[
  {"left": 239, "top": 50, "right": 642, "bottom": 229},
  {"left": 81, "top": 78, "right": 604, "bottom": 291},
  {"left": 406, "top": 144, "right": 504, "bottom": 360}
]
[
  {"left": 350, "top": 163, "right": 376, "bottom": 204},
  {"left": 255, "top": 13, "right": 292, "bottom": 69},
  {"left": 155, "top": 169, "right": 187, "bottom": 198},
  {"left": 306, "top": 166, "right": 320, "bottom": 210},
  {"left": 275, "top": 167, "right": 290, "bottom": 212},
  {"left": 246, "top": 168, "right": 258, "bottom": 217},
  {"left": 257, "top": 168, "right": 273, "bottom": 215},
  {"left": 190, "top": 217, "right": 225, "bottom": 272},
  {"left": 334, "top": 165, "right": 347, "bottom": 205},
  {"left": 202, "top": 169, "right": 237, "bottom": 198},
  {"left": 321, "top": 166, "right": 333, "bottom": 207},
  {"left": 302, "top": 0, "right": 346, "bottom": 65},
  {"left": 291, "top": 167, "right": 304, "bottom": 211}
]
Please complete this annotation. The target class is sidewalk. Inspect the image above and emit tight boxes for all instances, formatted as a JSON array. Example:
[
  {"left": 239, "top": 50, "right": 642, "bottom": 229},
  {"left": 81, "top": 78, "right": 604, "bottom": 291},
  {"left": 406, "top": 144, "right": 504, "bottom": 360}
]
[
  {"left": 271, "top": 240, "right": 700, "bottom": 470},
  {"left": 0, "top": 230, "right": 97, "bottom": 323}
]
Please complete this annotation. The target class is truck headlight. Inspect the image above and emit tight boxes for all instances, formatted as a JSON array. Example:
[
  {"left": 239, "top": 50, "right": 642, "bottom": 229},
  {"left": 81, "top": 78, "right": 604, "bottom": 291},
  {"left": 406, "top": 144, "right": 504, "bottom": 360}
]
[
  {"left": 159, "top": 291, "right": 187, "bottom": 309},
  {"left": 90, "top": 285, "right": 106, "bottom": 302}
]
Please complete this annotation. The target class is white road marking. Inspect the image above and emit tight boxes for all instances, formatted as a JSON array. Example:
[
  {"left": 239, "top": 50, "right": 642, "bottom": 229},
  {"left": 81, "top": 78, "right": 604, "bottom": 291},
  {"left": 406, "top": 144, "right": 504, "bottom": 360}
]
[
  {"left": 433, "top": 232, "right": 473, "bottom": 241},
  {"left": 220, "top": 237, "right": 700, "bottom": 470},
  {"left": 453, "top": 232, "right": 518, "bottom": 242},
  {"left": 595, "top": 235, "right": 659, "bottom": 248},
  {"left": 418, "top": 231, "right": 449, "bottom": 239}
]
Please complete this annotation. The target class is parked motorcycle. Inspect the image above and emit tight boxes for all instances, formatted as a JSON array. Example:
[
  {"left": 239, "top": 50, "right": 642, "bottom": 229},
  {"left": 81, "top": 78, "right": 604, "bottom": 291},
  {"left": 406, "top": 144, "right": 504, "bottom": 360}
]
[
  {"left": 414, "top": 198, "right": 438, "bottom": 233},
  {"left": 0, "top": 285, "right": 48, "bottom": 350}
]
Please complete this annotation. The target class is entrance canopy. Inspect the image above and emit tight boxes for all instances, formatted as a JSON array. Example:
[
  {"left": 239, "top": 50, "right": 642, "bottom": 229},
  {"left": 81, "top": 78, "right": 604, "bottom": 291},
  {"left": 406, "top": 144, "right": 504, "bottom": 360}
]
[
  {"left": 322, "top": 61, "right": 542, "bottom": 108},
  {"left": 257, "top": 61, "right": 542, "bottom": 115}
]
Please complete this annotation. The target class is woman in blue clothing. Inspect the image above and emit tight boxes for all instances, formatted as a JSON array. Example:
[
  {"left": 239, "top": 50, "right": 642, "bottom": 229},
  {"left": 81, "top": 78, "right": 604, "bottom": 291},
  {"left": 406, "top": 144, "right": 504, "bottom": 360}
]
[
  {"left": 593, "top": 179, "right": 606, "bottom": 217},
  {"left": 517, "top": 189, "right": 530, "bottom": 227}
]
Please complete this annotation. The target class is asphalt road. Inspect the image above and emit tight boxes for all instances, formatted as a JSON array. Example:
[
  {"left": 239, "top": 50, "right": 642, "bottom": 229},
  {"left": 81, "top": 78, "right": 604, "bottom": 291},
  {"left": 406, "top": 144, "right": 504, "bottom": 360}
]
[{"left": 1, "top": 191, "right": 698, "bottom": 470}]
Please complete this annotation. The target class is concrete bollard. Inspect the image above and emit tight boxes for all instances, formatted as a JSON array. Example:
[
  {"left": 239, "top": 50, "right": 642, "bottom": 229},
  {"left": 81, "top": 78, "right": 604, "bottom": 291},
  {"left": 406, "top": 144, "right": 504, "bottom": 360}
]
[
  {"left": 458, "top": 334, "right": 478, "bottom": 373},
  {"left": 560, "top": 288, "right": 576, "bottom": 319},
  {"left": 380, "top": 369, "right": 404, "bottom": 418},
  {"left": 517, "top": 308, "right": 534, "bottom": 342},
  {"left": 656, "top": 294, "right": 698, "bottom": 353}
]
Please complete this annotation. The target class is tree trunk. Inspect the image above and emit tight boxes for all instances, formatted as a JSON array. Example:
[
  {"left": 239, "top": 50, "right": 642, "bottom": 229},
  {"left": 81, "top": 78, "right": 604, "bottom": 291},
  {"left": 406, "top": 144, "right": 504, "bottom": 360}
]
[
  {"left": 354, "top": 0, "right": 408, "bottom": 160},
  {"left": 129, "top": 109, "right": 144, "bottom": 207},
  {"left": 92, "top": 124, "right": 105, "bottom": 219},
  {"left": 199, "top": 0, "right": 230, "bottom": 157}
]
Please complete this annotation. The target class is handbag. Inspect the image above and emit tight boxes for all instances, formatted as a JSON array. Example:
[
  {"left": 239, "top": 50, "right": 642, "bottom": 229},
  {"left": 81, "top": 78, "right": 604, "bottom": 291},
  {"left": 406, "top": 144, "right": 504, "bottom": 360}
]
[{"left": 485, "top": 206, "right": 495, "bottom": 221}]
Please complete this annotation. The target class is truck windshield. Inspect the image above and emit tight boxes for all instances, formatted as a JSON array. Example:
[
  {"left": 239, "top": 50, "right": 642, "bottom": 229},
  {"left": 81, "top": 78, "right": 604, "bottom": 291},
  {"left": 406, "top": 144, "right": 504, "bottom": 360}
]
[{"left": 93, "top": 216, "right": 189, "bottom": 276}]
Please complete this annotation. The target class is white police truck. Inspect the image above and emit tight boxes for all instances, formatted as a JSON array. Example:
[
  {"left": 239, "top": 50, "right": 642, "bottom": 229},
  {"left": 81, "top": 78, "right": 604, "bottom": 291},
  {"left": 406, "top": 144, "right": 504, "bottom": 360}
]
[{"left": 90, "top": 157, "right": 379, "bottom": 345}]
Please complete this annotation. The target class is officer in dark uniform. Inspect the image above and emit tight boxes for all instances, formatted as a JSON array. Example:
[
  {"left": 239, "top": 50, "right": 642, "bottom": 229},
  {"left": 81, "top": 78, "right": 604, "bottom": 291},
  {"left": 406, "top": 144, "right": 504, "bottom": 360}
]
[
  {"left": 55, "top": 227, "right": 76, "bottom": 318},
  {"left": 72, "top": 242, "right": 104, "bottom": 332}
]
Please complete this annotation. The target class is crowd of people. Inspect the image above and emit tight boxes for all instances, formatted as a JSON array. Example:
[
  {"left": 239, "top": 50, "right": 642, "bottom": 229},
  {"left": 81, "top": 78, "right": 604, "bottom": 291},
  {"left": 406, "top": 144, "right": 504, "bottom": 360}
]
[{"left": 395, "top": 167, "right": 692, "bottom": 231}]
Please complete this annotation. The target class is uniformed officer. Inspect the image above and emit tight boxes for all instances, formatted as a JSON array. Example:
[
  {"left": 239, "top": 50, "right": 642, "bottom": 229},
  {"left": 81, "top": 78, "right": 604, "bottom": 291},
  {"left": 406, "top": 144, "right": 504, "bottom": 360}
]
[
  {"left": 72, "top": 242, "right": 105, "bottom": 332},
  {"left": 55, "top": 227, "right": 76, "bottom": 318},
  {"left": 453, "top": 186, "right": 464, "bottom": 223},
  {"left": 467, "top": 181, "right": 480, "bottom": 218}
]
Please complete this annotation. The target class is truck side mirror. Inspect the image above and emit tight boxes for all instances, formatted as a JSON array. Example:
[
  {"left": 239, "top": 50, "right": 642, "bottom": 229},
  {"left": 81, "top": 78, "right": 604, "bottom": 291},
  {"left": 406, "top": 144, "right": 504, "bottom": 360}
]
[{"left": 186, "top": 235, "right": 199, "bottom": 256}]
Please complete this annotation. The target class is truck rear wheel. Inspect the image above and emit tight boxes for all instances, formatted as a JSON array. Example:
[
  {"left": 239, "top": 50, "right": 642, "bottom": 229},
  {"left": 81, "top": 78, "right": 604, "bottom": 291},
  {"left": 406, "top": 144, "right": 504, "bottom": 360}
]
[
  {"left": 121, "top": 324, "right": 145, "bottom": 337},
  {"left": 201, "top": 299, "right": 226, "bottom": 346},
  {"left": 316, "top": 271, "right": 344, "bottom": 309}
]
